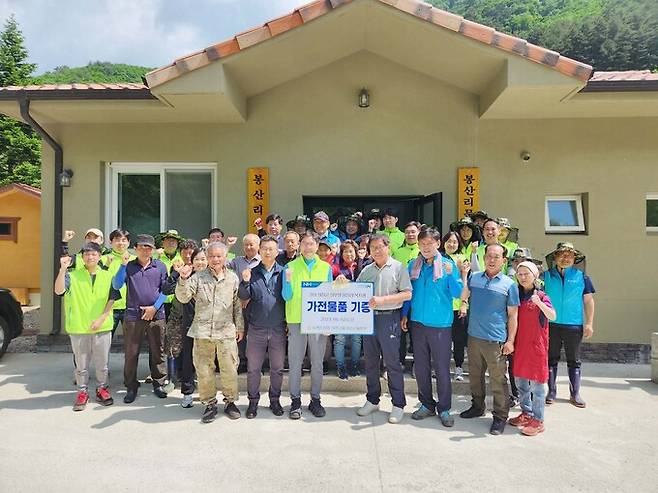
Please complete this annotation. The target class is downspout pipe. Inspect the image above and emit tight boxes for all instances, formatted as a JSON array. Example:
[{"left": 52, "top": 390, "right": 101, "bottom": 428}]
[{"left": 18, "top": 95, "right": 63, "bottom": 335}]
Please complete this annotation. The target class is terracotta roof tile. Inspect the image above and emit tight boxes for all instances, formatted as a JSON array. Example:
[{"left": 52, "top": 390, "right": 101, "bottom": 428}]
[
  {"left": 0, "top": 183, "right": 41, "bottom": 198},
  {"left": 144, "top": 0, "right": 593, "bottom": 89}
]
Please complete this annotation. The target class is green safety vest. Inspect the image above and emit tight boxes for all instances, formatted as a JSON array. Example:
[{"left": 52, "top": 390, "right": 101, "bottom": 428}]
[
  {"left": 158, "top": 251, "right": 182, "bottom": 304},
  {"left": 103, "top": 250, "right": 135, "bottom": 310},
  {"left": 392, "top": 243, "right": 419, "bottom": 265},
  {"left": 284, "top": 255, "right": 332, "bottom": 324},
  {"left": 448, "top": 253, "right": 466, "bottom": 311},
  {"left": 382, "top": 227, "right": 405, "bottom": 253},
  {"left": 64, "top": 268, "right": 114, "bottom": 335},
  {"left": 501, "top": 240, "right": 518, "bottom": 259}
]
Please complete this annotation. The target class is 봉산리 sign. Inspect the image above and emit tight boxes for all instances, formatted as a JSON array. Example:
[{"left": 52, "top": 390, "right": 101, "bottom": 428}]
[{"left": 300, "top": 281, "right": 374, "bottom": 335}]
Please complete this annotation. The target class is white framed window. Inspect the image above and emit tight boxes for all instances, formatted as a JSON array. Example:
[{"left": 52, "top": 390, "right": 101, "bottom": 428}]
[
  {"left": 105, "top": 162, "right": 217, "bottom": 243},
  {"left": 646, "top": 194, "right": 658, "bottom": 232},
  {"left": 545, "top": 195, "right": 585, "bottom": 233}
]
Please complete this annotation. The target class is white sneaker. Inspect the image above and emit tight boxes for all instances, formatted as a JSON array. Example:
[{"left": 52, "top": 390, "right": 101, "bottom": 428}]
[
  {"left": 163, "top": 381, "right": 175, "bottom": 394},
  {"left": 455, "top": 367, "right": 464, "bottom": 382},
  {"left": 181, "top": 394, "right": 193, "bottom": 408},
  {"left": 356, "top": 401, "right": 380, "bottom": 416},
  {"left": 389, "top": 406, "right": 404, "bottom": 424}
]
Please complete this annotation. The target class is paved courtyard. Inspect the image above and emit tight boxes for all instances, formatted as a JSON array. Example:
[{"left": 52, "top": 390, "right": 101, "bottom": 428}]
[{"left": 0, "top": 353, "right": 656, "bottom": 493}]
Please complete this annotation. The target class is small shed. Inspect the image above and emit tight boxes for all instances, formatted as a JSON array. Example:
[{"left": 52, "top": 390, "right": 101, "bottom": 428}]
[{"left": 0, "top": 183, "right": 41, "bottom": 305}]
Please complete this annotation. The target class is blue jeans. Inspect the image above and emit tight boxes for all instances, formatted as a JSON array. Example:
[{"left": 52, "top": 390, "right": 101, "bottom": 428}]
[
  {"left": 333, "top": 334, "right": 362, "bottom": 368},
  {"left": 515, "top": 377, "right": 546, "bottom": 422}
]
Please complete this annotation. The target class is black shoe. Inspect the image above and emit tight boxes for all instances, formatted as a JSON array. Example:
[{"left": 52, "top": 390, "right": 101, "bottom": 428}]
[
  {"left": 349, "top": 363, "right": 360, "bottom": 377},
  {"left": 459, "top": 406, "right": 485, "bottom": 419},
  {"left": 308, "top": 398, "right": 326, "bottom": 418},
  {"left": 322, "top": 362, "right": 329, "bottom": 376},
  {"left": 153, "top": 386, "right": 167, "bottom": 399},
  {"left": 289, "top": 398, "right": 302, "bottom": 420},
  {"left": 123, "top": 389, "right": 137, "bottom": 404},
  {"left": 224, "top": 401, "right": 241, "bottom": 420},
  {"left": 490, "top": 417, "right": 506, "bottom": 435},
  {"left": 337, "top": 366, "right": 348, "bottom": 380},
  {"left": 269, "top": 400, "right": 284, "bottom": 416},
  {"left": 201, "top": 403, "right": 218, "bottom": 423},
  {"left": 246, "top": 402, "right": 258, "bottom": 419}
]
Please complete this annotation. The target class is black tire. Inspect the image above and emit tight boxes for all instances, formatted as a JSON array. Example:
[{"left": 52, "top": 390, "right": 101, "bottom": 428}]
[{"left": 0, "top": 315, "right": 10, "bottom": 358}]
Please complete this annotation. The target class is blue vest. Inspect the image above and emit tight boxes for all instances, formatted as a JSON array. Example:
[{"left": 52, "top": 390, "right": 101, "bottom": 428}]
[{"left": 543, "top": 267, "right": 585, "bottom": 326}]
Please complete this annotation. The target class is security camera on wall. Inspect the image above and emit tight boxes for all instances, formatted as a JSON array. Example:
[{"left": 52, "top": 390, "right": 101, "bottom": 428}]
[{"left": 520, "top": 151, "right": 531, "bottom": 163}]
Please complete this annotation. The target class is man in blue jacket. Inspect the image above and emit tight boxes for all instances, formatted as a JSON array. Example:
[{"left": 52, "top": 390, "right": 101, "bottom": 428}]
[
  {"left": 401, "top": 228, "right": 464, "bottom": 427},
  {"left": 543, "top": 242, "right": 595, "bottom": 408},
  {"left": 238, "top": 235, "right": 286, "bottom": 419}
]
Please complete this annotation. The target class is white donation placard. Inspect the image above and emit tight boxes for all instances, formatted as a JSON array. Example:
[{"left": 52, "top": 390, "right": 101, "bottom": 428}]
[{"left": 300, "top": 281, "right": 374, "bottom": 335}]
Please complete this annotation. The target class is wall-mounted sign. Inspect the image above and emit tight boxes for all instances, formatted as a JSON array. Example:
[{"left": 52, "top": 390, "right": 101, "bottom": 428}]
[
  {"left": 458, "top": 167, "right": 480, "bottom": 218},
  {"left": 247, "top": 167, "right": 269, "bottom": 233}
]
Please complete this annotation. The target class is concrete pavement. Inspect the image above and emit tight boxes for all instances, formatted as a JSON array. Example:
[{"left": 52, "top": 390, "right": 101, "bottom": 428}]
[{"left": 0, "top": 353, "right": 657, "bottom": 493}]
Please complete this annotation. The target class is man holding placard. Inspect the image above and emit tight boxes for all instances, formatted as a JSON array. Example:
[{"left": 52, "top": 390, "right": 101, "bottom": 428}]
[
  {"left": 355, "top": 233, "right": 412, "bottom": 424},
  {"left": 282, "top": 231, "right": 333, "bottom": 420}
]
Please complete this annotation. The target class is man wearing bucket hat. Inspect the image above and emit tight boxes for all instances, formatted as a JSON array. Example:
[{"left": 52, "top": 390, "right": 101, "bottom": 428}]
[
  {"left": 336, "top": 213, "right": 363, "bottom": 243},
  {"left": 542, "top": 242, "right": 595, "bottom": 408},
  {"left": 468, "top": 210, "right": 489, "bottom": 229},
  {"left": 496, "top": 218, "right": 518, "bottom": 260},
  {"left": 286, "top": 215, "right": 311, "bottom": 236},
  {"left": 509, "top": 247, "right": 543, "bottom": 279}
]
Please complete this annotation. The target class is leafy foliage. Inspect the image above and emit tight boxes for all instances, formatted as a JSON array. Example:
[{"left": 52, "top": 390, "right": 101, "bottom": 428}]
[
  {"left": 32, "top": 61, "right": 153, "bottom": 84},
  {"left": 429, "top": 0, "right": 658, "bottom": 71},
  {"left": 0, "top": 15, "right": 40, "bottom": 187}
]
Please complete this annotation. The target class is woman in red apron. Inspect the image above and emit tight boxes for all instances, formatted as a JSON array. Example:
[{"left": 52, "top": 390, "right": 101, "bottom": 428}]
[{"left": 508, "top": 261, "right": 556, "bottom": 436}]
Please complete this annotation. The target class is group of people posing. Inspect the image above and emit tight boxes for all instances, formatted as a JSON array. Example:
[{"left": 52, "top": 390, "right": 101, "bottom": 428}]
[{"left": 56, "top": 207, "right": 595, "bottom": 437}]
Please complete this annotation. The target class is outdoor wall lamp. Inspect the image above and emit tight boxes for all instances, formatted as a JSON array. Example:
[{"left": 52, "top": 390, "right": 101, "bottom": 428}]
[
  {"left": 358, "top": 88, "right": 370, "bottom": 108},
  {"left": 59, "top": 168, "right": 74, "bottom": 187}
]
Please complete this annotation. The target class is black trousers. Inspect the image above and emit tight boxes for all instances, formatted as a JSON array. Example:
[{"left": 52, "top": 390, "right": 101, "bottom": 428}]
[
  {"left": 180, "top": 335, "right": 195, "bottom": 395},
  {"left": 548, "top": 323, "right": 583, "bottom": 369},
  {"left": 451, "top": 310, "right": 468, "bottom": 367}
]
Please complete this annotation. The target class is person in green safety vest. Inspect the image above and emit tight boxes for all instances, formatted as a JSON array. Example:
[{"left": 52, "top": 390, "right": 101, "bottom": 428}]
[
  {"left": 103, "top": 229, "right": 135, "bottom": 338},
  {"left": 155, "top": 229, "right": 185, "bottom": 318},
  {"left": 452, "top": 216, "right": 480, "bottom": 259},
  {"left": 61, "top": 228, "right": 111, "bottom": 272},
  {"left": 473, "top": 218, "right": 509, "bottom": 275},
  {"left": 381, "top": 208, "right": 405, "bottom": 253},
  {"left": 497, "top": 218, "right": 519, "bottom": 261},
  {"left": 440, "top": 230, "right": 469, "bottom": 382},
  {"left": 55, "top": 242, "right": 120, "bottom": 411},
  {"left": 392, "top": 221, "right": 421, "bottom": 265}
]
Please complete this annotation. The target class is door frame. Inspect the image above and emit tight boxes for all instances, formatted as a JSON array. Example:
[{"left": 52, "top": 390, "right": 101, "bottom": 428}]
[{"left": 104, "top": 162, "right": 217, "bottom": 235}]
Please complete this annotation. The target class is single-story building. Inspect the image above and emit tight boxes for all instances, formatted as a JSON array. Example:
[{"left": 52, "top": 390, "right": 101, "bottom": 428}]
[
  {"left": 0, "top": 0, "right": 656, "bottom": 356},
  {"left": 0, "top": 183, "right": 41, "bottom": 305}
]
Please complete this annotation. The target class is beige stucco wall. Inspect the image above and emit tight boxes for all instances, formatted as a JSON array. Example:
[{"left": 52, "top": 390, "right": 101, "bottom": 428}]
[{"left": 36, "top": 51, "right": 658, "bottom": 344}]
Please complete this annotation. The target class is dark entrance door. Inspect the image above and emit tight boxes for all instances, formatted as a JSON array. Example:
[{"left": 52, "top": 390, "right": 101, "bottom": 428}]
[{"left": 303, "top": 193, "right": 442, "bottom": 232}]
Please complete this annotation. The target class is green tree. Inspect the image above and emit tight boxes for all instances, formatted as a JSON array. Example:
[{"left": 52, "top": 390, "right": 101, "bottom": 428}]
[
  {"left": 0, "top": 15, "right": 40, "bottom": 184},
  {"left": 32, "top": 61, "right": 153, "bottom": 84}
]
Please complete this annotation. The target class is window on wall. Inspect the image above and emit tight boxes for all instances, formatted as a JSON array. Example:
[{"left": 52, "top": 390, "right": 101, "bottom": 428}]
[
  {"left": 105, "top": 163, "right": 216, "bottom": 243},
  {"left": 646, "top": 194, "right": 658, "bottom": 232},
  {"left": 545, "top": 195, "right": 586, "bottom": 233},
  {"left": 0, "top": 217, "right": 19, "bottom": 242}
]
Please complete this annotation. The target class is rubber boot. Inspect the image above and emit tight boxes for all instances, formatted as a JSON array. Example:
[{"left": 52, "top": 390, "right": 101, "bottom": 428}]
[
  {"left": 568, "top": 367, "right": 586, "bottom": 408},
  {"left": 163, "top": 356, "right": 176, "bottom": 393},
  {"left": 545, "top": 364, "right": 558, "bottom": 405}
]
